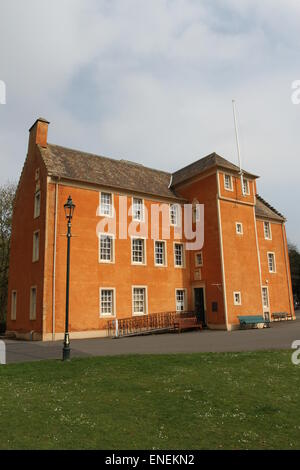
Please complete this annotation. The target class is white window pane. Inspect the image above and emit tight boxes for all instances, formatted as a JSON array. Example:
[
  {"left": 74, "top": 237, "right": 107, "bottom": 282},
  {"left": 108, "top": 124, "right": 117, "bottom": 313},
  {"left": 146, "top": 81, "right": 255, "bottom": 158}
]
[
  {"left": 155, "top": 241, "right": 165, "bottom": 265},
  {"left": 268, "top": 253, "right": 275, "bottom": 272},
  {"left": 101, "top": 193, "right": 112, "bottom": 216},
  {"left": 264, "top": 222, "right": 271, "bottom": 239},
  {"left": 133, "top": 288, "right": 146, "bottom": 314},
  {"left": 132, "top": 239, "right": 144, "bottom": 263},
  {"left": 176, "top": 290, "right": 185, "bottom": 311},
  {"left": 133, "top": 198, "right": 144, "bottom": 221},
  {"left": 224, "top": 175, "right": 232, "bottom": 190},
  {"left": 175, "top": 244, "right": 183, "bottom": 266},
  {"left": 101, "top": 290, "right": 114, "bottom": 315},
  {"left": 262, "top": 288, "right": 269, "bottom": 308},
  {"left": 170, "top": 204, "right": 179, "bottom": 226},
  {"left": 243, "top": 180, "right": 249, "bottom": 194},
  {"left": 100, "top": 235, "right": 113, "bottom": 261}
]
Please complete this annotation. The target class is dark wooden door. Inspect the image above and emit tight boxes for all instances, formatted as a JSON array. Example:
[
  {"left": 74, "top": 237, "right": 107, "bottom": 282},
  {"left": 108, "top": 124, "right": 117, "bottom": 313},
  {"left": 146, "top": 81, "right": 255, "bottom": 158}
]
[{"left": 194, "top": 288, "right": 206, "bottom": 325}]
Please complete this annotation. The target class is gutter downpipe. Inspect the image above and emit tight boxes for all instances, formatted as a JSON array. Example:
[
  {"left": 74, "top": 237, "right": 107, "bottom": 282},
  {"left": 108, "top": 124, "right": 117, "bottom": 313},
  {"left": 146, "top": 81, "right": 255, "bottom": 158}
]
[{"left": 52, "top": 178, "right": 59, "bottom": 341}]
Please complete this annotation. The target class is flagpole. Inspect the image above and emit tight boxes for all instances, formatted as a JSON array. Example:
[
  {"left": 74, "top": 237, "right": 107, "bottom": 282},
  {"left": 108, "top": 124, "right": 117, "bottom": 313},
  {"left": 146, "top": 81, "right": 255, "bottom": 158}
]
[{"left": 232, "top": 99, "right": 245, "bottom": 196}]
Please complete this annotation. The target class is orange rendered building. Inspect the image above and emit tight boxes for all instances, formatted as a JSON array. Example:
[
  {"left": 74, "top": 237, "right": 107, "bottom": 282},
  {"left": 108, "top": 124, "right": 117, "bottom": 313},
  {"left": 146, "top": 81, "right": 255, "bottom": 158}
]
[{"left": 6, "top": 118, "right": 295, "bottom": 340}]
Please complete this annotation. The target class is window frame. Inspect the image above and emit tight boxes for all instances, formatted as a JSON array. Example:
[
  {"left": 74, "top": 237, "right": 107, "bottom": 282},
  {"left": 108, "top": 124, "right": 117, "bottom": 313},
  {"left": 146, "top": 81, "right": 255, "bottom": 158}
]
[
  {"left": 98, "top": 233, "right": 115, "bottom": 264},
  {"left": 99, "top": 288, "right": 116, "bottom": 318},
  {"left": 236, "top": 222, "right": 243, "bottom": 235},
  {"left": 242, "top": 178, "right": 250, "bottom": 195},
  {"left": 267, "top": 252, "right": 276, "bottom": 273},
  {"left": 11, "top": 290, "right": 17, "bottom": 321},
  {"left": 154, "top": 240, "right": 167, "bottom": 267},
  {"left": 32, "top": 230, "right": 40, "bottom": 262},
  {"left": 224, "top": 173, "right": 233, "bottom": 191},
  {"left": 34, "top": 190, "right": 41, "bottom": 219},
  {"left": 174, "top": 242, "right": 185, "bottom": 268},
  {"left": 131, "top": 237, "right": 147, "bottom": 265},
  {"left": 195, "top": 251, "right": 203, "bottom": 267},
  {"left": 170, "top": 203, "right": 180, "bottom": 227},
  {"left": 132, "top": 197, "right": 145, "bottom": 222},
  {"left": 175, "top": 288, "right": 187, "bottom": 312},
  {"left": 132, "top": 286, "right": 148, "bottom": 316},
  {"left": 99, "top": 191, "right": 114, "bottom": 218},
  {"left": 264, "top": 221, "right": 272, "bottom": 240},
  {"left": 233, "top": 291, "right": 242, "bottom": 306},
  {"left": 262, "top": 286, "right": 270, "bottom": 309},
  {"left": 30, "top": 286, "right": 37, "bottom": 320}
]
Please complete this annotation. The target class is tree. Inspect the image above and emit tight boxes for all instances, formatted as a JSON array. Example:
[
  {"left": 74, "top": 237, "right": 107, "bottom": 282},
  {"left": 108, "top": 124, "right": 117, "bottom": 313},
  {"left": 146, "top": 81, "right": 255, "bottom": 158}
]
[
  {"left": 0, "top": 182, "right": 16, "bottom": 322},
  {"left": 288, "top": 242, "right": 300, "bottom": 303}
]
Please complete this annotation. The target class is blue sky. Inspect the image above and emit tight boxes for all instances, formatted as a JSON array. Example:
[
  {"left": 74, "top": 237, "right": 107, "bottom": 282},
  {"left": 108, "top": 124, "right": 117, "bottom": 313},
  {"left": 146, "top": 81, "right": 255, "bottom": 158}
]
[{"left": 0, "top": 0, "right": 299, "bottom": 246}]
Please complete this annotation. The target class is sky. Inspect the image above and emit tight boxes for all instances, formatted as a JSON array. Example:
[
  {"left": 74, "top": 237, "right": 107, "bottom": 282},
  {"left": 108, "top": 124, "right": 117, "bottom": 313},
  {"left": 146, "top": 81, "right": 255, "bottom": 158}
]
[{"left": 0, "top": 0, "right": 299, "bottom": 246}]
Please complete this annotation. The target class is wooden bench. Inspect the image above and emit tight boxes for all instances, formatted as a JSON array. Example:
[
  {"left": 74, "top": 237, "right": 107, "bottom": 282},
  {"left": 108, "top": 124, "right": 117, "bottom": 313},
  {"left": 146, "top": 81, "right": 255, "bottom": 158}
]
[
  {"left": 173, "top": 317, "right": 203, "bottom": 333},
  {"left": 272, "top": 312, "right": 293, "bottom": 321},
  {"left": 238, "top": 315, "right": 270, "bottom": 329}
]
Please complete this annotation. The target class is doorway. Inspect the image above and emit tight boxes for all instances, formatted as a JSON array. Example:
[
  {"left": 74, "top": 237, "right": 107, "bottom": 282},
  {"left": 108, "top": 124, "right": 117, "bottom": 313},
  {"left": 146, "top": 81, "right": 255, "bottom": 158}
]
[{"left": 194, "top": 288, "right": 206, "bottom": 326}]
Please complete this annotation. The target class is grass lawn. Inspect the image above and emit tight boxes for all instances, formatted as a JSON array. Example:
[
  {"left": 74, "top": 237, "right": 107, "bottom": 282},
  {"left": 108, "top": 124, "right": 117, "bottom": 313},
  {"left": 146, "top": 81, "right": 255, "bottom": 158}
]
[{"left": 0, "top": 350, "right": 300, "bottom": 450}]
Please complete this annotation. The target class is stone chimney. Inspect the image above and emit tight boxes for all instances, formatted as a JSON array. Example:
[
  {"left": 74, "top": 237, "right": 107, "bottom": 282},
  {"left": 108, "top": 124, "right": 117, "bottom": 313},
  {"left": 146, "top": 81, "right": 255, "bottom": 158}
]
[{"left": 28, "top": 117, "right": 50, "bottom": 149}]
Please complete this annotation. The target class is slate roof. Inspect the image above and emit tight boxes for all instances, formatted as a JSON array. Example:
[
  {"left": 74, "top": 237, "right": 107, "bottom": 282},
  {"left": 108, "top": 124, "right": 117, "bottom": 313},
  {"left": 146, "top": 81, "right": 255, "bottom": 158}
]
[
  {"left": 255, "top": 194, "right": 285, "bottom": 222},
  {"left": 171, "top": 152, "right": 258, "bottom": 187},
  {"left": 39, "top": 144, "right": 182, "bottom": 201},
  {"left": 39, "top": 143, "right": 284, "bottom": 221}
]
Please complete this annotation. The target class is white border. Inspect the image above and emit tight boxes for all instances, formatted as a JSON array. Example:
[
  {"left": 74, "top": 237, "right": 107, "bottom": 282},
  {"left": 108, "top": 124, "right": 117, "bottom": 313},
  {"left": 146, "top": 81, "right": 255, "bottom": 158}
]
[
  {"left": 132, "top": 285, "right": 148, "bottom": 316},
  {"left": 173, "top": 241, "right": 185, "bottom": 268},
  {"left": 236, "top": 222, "right": 243, "bottom": 235},
  {"left": 99, "top": 287, "right": 116, "bottom": 318},
  {"left": 267, "top": 252, "right": 276, "bottom": 273},
  {"left": 99, "top": 191, "right": 114, "bottom": 218},
  {"left": 98, "top": 232, "right": 115, "bottom": 264},
  {"left": 223, "top": 173, "right": 233, "bottom": 192},
  {"left": 264, "top": 221, "right": 272, "bottom": 240},
  {"left": 132, "top": 196, "right": 145, "bottom": 222},
  {"left": 131, "top": 236, "right": 147, "bottom": 265},
  {"left": 233, "top": 291, "right": 242, "bottom": 306},
  {"left": 154, "top": 240, "right": 167, "bottom": 267},
  {"left": 195, "top": 251, "right": 203, "bottom": 267},
  {"left": 175, "top": 288, "right": 188, "bottom": 312}
]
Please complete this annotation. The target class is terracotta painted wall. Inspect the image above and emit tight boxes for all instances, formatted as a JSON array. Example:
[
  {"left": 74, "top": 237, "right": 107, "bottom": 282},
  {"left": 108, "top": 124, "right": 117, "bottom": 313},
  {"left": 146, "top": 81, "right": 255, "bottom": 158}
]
[
  {"left": 257, "top": 219, "right": 294, "bottom": 318},
  {"left": 6, "top": 124, "right": 48, "bottom": 337},
  {"left": 43, "top": 182, "right": 191, "bottom": 336},
  {"left": 175, "top": 172, "right": 226, "bottom": 327},
  {"left": 218, "top": 172, "right": 263, "bottom": 327}
]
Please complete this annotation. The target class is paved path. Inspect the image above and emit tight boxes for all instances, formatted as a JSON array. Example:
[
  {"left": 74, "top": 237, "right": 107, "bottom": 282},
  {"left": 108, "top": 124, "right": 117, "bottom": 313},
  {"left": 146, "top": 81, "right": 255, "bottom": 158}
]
[{"left": 2, "top": 312, "right": 300, "bottom": 364}]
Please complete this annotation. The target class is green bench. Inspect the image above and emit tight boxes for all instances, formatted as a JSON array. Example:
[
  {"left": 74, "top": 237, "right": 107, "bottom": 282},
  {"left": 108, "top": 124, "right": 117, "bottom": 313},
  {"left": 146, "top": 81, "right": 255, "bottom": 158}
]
[{"left": 238, "top": 315, "right": 270, "bottom": 329}]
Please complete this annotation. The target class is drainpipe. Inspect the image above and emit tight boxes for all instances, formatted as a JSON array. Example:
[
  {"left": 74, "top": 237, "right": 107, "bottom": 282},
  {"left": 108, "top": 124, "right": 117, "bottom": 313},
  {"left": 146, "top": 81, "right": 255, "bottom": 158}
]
[{"left": 52, "top": 179, "right": 59, "bottom": 340}]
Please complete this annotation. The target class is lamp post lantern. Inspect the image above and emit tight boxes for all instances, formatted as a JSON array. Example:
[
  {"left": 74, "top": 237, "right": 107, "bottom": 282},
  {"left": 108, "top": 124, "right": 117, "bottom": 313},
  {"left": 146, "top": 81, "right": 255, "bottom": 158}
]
[{"left": 62, "top": 195, "right": 75, "bottom": 361}]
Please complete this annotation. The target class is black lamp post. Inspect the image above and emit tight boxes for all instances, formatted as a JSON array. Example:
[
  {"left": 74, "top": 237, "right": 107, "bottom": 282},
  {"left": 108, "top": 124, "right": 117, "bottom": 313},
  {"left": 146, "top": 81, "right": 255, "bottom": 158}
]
[{"left": 62, "top": 195, "right": 75, "bottom": 361}]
